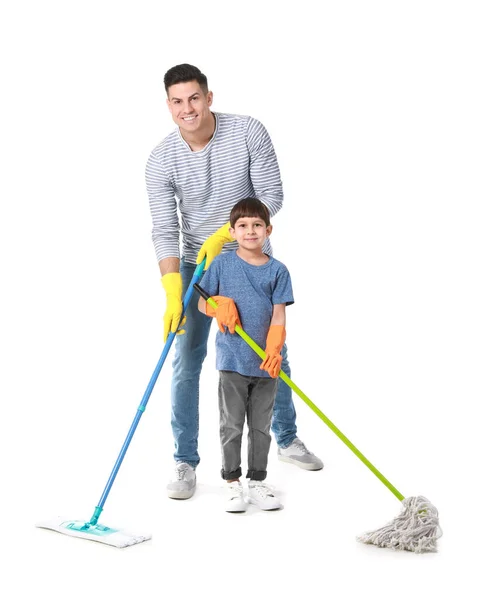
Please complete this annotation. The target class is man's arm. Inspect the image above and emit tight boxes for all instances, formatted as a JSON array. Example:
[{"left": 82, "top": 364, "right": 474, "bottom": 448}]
[
  {"left": 159, "top": 257, "right": 180, "bottom": 276},
  {"left": 247, "top": 118, "right": 284, "bottom": 217},
  {"left": 146, "top": 148, "right": 183, "bottom": 339},
  {"left": 145, "top": 148, "right": 181, "bottom": 269}
]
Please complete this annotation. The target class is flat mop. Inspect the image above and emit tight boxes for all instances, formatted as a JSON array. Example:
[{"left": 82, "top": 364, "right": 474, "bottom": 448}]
[
  {"left": 195, "top": 285, "right": 442, "bottom": 553},
  {"left": 36, "top": 262, "right": 206, "bottom": 548}
]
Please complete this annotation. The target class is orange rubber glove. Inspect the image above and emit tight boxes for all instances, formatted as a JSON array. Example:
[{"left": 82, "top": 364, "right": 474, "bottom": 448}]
[
  {"left": 161, "top": 273, "right": 187, "bottom": 342},
  {"left": 196, "top": 222, "right": 234, "bottom": 269},
  {"left": 260, "top": 325, "right": 286, "bottom": 378},
  {"left": 205, "top": 296, "right": 242, "bottom": 334}
]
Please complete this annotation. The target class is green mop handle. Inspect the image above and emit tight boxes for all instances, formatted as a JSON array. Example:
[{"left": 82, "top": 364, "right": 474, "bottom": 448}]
[{"left": 194, "top": 284, "right": 405, "bottom": 503}]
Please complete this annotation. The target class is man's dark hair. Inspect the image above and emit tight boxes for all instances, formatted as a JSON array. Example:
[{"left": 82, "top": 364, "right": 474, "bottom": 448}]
[
  {"left": 230, "top": 198, "right": 271, "bottom": 228},
  {"left": 164, "top": 64, "right": 208, "bottom": 95}
]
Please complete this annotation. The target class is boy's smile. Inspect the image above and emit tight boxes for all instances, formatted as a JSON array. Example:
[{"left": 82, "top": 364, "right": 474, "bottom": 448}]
[{"left": 230, "top": 216, "right": 272, "bottom": 253}]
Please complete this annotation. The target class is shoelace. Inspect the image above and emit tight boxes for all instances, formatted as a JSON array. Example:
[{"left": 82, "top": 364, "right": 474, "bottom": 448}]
[
  {"left": 175, "top": 464, "right": 190, "bottom": 480},
  {"left": 227, "top": 483, "right": 243, "bottom": 500},
  {"left": 250, "top": 483, "right": 274, "bottom": 499},
  {"left": 290, "top": 439, "right": 313, "bottom": 455}
]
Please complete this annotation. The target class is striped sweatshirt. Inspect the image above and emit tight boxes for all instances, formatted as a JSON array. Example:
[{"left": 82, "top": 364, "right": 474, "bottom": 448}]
[{"left": 145, "top": 112, "right": 284, "bottom": 264}]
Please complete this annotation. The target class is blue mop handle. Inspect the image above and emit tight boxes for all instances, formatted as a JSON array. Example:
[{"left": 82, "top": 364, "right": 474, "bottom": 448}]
[{"left": 89, "top": 260, "right": 206, "bottom": 526}]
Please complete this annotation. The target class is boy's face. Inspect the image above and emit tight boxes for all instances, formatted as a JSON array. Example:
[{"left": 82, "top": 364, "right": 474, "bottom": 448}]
[
  {"left": 229, "top": 216, "right": 272, "bottom": 251},
  {"left": 166, "top": 80, "right": 213, "bottom": 135}
]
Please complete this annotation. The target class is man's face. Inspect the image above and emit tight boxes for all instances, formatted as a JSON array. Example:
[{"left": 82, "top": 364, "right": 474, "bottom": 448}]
[
  {"left": 230, "top": 217, "right": 272, "bottom": 251},
  {"left": 167, "top": 81, "right": 213, "bottom": 135}
]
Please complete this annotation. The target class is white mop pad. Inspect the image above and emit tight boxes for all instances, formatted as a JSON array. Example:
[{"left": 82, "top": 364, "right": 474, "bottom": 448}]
[
  {"left": 36, "top": 517, "right": 151, "bottom": 548},
  {"left": 357, "top": 496, "right": 442, "bottom": 553}
]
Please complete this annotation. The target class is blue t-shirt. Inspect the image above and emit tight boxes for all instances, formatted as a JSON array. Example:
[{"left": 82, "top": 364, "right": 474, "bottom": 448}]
[{"left": 200, "top": 251, "right": 294, "bottom": 377}]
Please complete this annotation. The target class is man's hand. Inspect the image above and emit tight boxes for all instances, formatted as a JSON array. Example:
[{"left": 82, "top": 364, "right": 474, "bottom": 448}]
[
  {"left": 196, "top": 222, "right": 234, "bottom": 269},
  {"left": 161, "top": 273, "right": 186, "bottom": 342},
  {"left": 260, "top": 325, "right": 286, "bottom": 378},
  {"left": 205, "top": 295, "right": 242, "bottom": 333}
]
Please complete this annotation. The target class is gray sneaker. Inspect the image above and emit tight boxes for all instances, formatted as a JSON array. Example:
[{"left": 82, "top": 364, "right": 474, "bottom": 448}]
[
  {"left": 167, "top": 462, "right": 196, "bottom": 499},
  {"left": 278, "top": 438, "right": 324, "bottom": 471}
]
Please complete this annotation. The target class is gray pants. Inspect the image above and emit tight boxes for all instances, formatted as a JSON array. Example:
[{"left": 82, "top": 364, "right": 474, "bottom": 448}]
[{"left": 218, "top": 370, "right": 279, "bottom": 481}]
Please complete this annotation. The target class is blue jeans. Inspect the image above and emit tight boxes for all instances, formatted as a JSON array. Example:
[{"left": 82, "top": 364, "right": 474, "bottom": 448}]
[{"left": 170, "top": 259, "right": 298, "bottom": 467}]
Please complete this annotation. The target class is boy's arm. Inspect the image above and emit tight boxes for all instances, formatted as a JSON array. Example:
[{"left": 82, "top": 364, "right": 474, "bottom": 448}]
[
  {"left": 260, "top": 304, "right": 287, "bottom": 378},
  {"left": 197, "top": 273, "right": 242, "bottom": 333},
  {"left": 198, "top": 296, "right": 208, "bottom": 314},
  {"left": 270, "top": 303, "right": 286, "bottom": 326}
]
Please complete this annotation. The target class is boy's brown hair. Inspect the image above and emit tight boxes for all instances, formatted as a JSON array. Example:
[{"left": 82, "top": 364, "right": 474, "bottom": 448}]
[{"left": 230, "top": 198, "right": 271, "bottom": 228}]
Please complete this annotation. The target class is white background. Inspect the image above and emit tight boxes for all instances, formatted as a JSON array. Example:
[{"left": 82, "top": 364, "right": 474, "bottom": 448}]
[{"left": 1, "top": 1, "right": 502, "bottom": 598}]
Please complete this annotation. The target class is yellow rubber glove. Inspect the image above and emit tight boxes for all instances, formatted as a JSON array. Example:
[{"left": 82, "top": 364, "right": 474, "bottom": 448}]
[
  {"left": 260, "top": 325, "right": 286, "bottom": 378},
  {"left": 196, "top": 222, "right": 234, "bottom": 269},
  {"left": 161, "top": 273, "right": 186, "bottom": 342}
]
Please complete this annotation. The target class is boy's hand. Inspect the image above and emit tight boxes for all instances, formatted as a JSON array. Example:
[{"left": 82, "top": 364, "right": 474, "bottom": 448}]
[
  {"left": 260, "top": 325, "right": 286, "bottom": 378},
  {"left": 206, "top": 295, "right": 241, "bottom": 333}
]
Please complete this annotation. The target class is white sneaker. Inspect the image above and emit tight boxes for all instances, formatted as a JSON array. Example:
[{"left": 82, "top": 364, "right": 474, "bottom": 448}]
[
  {"left": 224, "top": 481, "right": 247, "bottom": 513},
  {"left": 166, "top": 462, "right": 196, "bottom": 499},
  {"left": 247, "top": 480, "right": 282, "bottom": 511},
  {"left": 278, "top": 438, "right": 324, "bottom": 471}
]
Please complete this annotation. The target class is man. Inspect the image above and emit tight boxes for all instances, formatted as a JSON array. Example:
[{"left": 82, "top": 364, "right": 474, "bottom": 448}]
[{"left": 146, "top": 64, "right": 323, "bottom": 500}]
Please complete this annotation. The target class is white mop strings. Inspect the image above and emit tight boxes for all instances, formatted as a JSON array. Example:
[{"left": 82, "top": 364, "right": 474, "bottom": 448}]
[{"left": 357, "top": 496, "right": 442, "bottom": 553}]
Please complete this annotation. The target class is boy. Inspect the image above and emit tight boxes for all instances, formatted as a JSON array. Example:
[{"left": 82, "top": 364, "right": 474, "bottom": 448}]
[{"left": 198, "top": 198, "right": 293, "bottom": 512}]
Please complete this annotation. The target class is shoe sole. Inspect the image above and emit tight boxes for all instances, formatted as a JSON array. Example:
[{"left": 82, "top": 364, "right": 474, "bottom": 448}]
[
  {"left": 226, "top": 505, "right": 248, "bottom": 513},
  {"left": 247, "top": 498, "right": 282, "bottom": 511},
  {"left": 167, "top": 487, "right": 196, "bottom": 500},
  {"left": 278, "top": 455, "right": 324, "bottom": 471}
]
